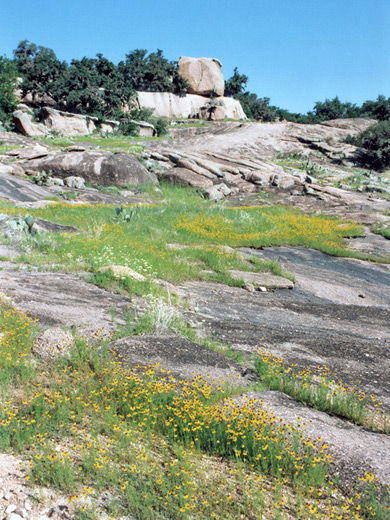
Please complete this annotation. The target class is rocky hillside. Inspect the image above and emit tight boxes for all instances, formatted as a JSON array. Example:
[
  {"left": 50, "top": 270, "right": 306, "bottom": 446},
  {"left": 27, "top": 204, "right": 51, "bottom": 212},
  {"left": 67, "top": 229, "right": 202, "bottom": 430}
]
[{"left": 0, "top": 118, "right": 389, "bottom": 520}]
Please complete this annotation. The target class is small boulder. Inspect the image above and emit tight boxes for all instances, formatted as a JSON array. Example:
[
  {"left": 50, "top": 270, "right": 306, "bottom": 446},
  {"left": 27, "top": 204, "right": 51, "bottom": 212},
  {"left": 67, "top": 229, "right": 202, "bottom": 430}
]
[
  {"left": 39, "top": 107, "right": 119, "bottom": 135},
  {"left": 13, "top": 145, "right": 48, "bottom": 160},
  {"left": 99, "top": 265, "right": 146, "bottom": 281},
  {"left": 130, "top": 120, "right": 156, "bottom": 137},
  {"left": 229, "top": 270, "right": 294, "bottom": 290},
  {"left": 164, "top": 167, "right": 213, "bottom": 189},
  {"left": 33, "top": 327, "right": 74, "bottom": 360},
  {"left": 64, "top": 145, "right": 86, "bottom": 152},
  {"left": 199, "top": 103, "right": 226, "bottom": 121},
  {"left": 9, "top": 164, "right": 25, "bottom": 177},
  {"left": 0, "top": 163, "right": 14, "bottom": 175},
  {"left": 64, "top": 176, "right": 85, "bottom": 189},
  {"left": 270, "top": 173, "right": 296, "bottom": 189},
  {"left": 205, "top": 183, "right": 231, "bottom": 200}
]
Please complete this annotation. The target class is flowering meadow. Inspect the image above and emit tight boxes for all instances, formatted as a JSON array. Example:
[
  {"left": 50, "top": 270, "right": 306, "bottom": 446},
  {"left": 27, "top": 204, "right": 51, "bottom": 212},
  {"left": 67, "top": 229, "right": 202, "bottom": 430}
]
[
  {"left": 0, "top": 184, "right": 368, "bottom": 287},
  {"left": 1, "top": 299, "right": 388, "bottom": 519},
  {"left": 0, "top": 185, "right": 388, "bottom": 518}
]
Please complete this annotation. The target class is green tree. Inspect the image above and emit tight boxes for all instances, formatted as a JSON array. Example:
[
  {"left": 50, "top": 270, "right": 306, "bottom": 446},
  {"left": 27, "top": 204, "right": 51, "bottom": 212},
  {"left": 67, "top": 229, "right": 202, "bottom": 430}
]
[
  {"left": 13, "top": 41, "right": 135, "bottom": 119},
  {"left": 60, "top": 55, "right": 134, "bottom": 118},
  {"left": 224, "top": 66, "right": 274, "bottom": 121},
  {"left": 118, "top": 49, "right": 189, "bottom": 95},
  {"left": 361, "top": 95, "right": 390, "bottom": 121},
  {"left": 225, "top": 67, "right": 248, "bottom": 97},
  {"left": 13, "top": 40, "right": 67, "bottom": 103},
  {"left": 0, "top": 56, "right": 18, "bottom": 123},
  {"left": 309, "top": 96, "right": 362, "bottom": 123},
  {"left": 236, "top": 92, "right": 275, "bottom": 122}
]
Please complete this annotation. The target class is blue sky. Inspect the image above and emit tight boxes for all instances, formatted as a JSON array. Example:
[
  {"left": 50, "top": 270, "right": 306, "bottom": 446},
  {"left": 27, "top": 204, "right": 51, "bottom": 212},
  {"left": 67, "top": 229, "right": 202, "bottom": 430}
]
[{"left": 1, "top": 0, "right": 389, "bottom": 113}]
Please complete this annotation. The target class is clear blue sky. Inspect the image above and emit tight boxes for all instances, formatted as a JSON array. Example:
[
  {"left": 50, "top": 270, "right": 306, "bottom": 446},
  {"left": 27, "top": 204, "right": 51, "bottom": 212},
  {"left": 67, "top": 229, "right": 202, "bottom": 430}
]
[{"left": 1, "top": 0, "right": 389, "bottom": 113}]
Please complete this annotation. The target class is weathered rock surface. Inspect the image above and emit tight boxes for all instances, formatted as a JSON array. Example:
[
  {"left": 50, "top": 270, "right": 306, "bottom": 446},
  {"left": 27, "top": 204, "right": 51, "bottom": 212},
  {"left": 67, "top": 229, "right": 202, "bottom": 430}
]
[
  {"left": 0, "top": 131, "right": 36, "bottom": 147},
  {"left": 33, "top": 327, "right": 74, "bottom": 360},
  {"left": 136, "top": 91, "right": 246, "bottom": 119},
  {"left": 0, "top": 270, "right": 138, "bottom": 337},
  {"left": 143, "top": 147, "right": 301, "bottom": 197},
  {"left": 13, "top": 107, "right": 119, "bottom": 137},
  {"left": 38, "top": 107, "right": 119, "bottom": 135},
  {"left": 163, "top": 167, "right": 213, "bottom": 188},
  {"left": 6, "top": 144, "right": 48, "bottom": 160},
  {"left": 111, "top": 334, "right": 256, "bottom": 387},
  {"left": 228, "top": 270, "right": 294, "bottom": 290},
  {"left": 132, "top": 120, "right": 155, "bottom": 136},
  {"left": 161, "top": 118, "right": 374, "bottom": 158},
  {"left": 2, "top": 113, "right": 390, "bottom": 510},
  {"left": 22, "top": 150, "right": 157, "bottom": 187},
  {"left": 178, "top": 57, "right": 225, "bottom": 97},
  {"left": 180, "top": 247, "right": 390, "bottom": 409},
  {"left": 0, "top": 171, "right": 156, "bottom": 206},
  {"left": 0, "top": 172, "right": 53, "bottom": 202},
  {"left": 13, "top": 107, "right": 119, "bottom": 136}
]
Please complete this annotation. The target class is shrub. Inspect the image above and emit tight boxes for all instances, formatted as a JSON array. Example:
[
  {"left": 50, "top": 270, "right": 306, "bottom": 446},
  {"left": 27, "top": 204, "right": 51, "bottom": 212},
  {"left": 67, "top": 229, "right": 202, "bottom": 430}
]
[
  {"left": 354, "top": 121, "right": 390, "bottom": 170},
  {"left": 154, "top": 118, "right": 169, "bottom": 136}
]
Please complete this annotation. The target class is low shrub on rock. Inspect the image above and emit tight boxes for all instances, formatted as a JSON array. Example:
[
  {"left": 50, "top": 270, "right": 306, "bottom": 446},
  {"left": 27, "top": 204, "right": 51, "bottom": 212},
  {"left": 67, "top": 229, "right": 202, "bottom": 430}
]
[{"left": 352, "top": 121, "right": 390, "bottom": 170}]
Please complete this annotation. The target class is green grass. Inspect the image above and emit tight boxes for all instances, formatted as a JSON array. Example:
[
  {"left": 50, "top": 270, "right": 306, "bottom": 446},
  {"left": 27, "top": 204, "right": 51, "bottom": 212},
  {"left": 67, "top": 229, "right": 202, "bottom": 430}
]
[
  {"left": 254, "top": 351, "right": 389, "bottom": 433},
  {"left": 169, "top": 119, "right": 211, "bottom": 129},
  {"left": 373, "top": 223, "right": 390, "bottom": 239},
  {"left": 0, "top": 183, "right": 372, "bottom": 288},
  {"left": 0, "top": 143, "right": 18, "bottom": 155},
  {"left": 274, "top": 153, "right": 329, "bottom": 180},
  {"left": 34, "top": 133, "right": 148, "bottom": 154}
]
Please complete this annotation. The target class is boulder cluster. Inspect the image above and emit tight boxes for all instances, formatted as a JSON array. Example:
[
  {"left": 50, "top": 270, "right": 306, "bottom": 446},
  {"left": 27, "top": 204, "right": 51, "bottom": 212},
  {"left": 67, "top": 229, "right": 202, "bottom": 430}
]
[{"left": 141, "top": 147, "right": 316, "bottom": 200}]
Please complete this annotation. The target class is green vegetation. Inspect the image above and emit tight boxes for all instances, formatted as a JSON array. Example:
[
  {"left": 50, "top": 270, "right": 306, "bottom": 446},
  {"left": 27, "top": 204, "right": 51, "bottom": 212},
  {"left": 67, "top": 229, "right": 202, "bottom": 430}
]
[
  {"left": 36, "top": 133, "right": 147, "bottom": 153},
  {"left": 254, "top": 351, "right": 389, "bottom": 433},
  {"left": 0, "top": 142, "right": 18, "bottom": 154},
  {"left": 0, "top": 184, "right": 389, "bottom": 518},
  {"left": 347, "top": 121, "right": 390, "bottom": 171},
  {"left": 0, "top": 184, "right": 369, "bottom": 281},
  {"left": 4, "top": 39, "right": 388, "bottom": 129},
  {"left": 373, "top": 223, "right": 390, "bottom": 239},
  {"left": 0, "top": 55, "right": 18, "bottom": 124},
  {"left": 6, "top": 41, "right": 186, "bottom": 136},
  {"left": 117, "top": 48, "right": 190, "bottom": 95},
  {"left": 224, "top": 67, "right": 390, "bottom": 123},
  {"left": 275, "top": 153, "right": 329, "bottom": 180},
  {"left": 12, "top": 41, "right": 188, "bottom": 134}
]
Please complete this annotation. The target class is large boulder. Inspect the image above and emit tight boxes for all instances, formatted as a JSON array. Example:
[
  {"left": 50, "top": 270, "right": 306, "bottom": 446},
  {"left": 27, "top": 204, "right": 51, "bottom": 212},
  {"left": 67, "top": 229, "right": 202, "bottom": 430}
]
[
  {"left": 23, "top": 150, "right": 157, "bottom": 187},
  {"left": 12, "top": 110, "right": 46, "bottom": 137},
  {"left": 13, "top": 107, "right": 119, "bottom": 137},
  {"left": 38, "top": 107, "right": 119, "bottom": 136},
  {"left": 178, "top": 57, "right": 225, "bottom": 97},
  {"left": 136, "top": 92, "right": 246, "bottom": 120}
]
